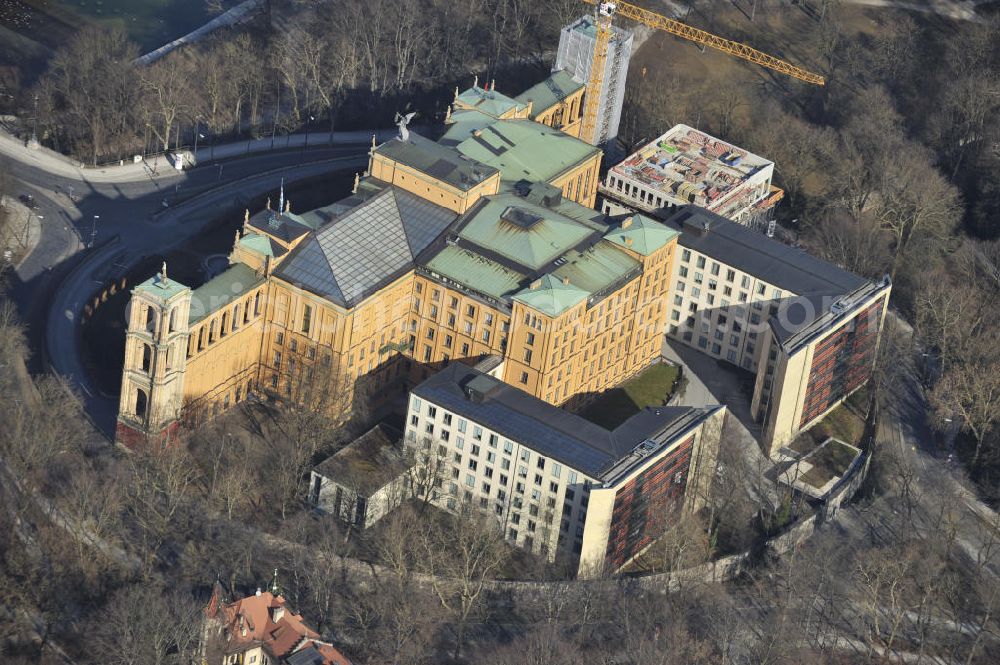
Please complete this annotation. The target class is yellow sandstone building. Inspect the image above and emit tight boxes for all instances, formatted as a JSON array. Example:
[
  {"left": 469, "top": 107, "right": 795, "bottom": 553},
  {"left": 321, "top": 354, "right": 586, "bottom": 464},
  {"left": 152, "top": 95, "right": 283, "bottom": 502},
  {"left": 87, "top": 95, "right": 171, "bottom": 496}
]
[{"left": 116, "top": 74, "right": 674, "bottom": 448}]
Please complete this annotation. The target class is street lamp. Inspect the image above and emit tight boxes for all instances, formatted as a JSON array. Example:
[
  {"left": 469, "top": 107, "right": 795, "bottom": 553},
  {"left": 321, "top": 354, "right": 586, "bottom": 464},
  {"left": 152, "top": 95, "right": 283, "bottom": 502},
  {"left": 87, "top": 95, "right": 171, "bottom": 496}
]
[{"left": 90, "top": 215, "right": 100, "bottom": 248}]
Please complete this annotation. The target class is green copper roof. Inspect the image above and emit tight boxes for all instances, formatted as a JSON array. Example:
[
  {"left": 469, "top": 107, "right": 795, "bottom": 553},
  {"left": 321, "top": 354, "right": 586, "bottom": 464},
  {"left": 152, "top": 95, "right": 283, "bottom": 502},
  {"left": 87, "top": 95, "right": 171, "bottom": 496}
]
[
  {"left": 239, "top": 233, "right": 275, "bottom": 257},
  {"left": 604, "top": 214, "right": 680, "bottom": 256},
  {"left": 424, "top": 245, "right": 526, "bottom": 299},
  {"left": 512, "top": 274, "right": 588, "bottom": 317},
  {"left": 134, "top": 271, "right": 189, "bottom": 301},
  {"left": 552, "top": 241, "right": 641, "bottom": 295},
  {"left": 516, "top": 70, "right": 585, "bottom": 117},
  {"left": 189, "top": 263, "right": 264, "bottom": 324},
  {"left": 457, "top": 195, "right": 595, "bottom": 272},
  {"left": 440, "top": 109, "right": 497, "bottom": 145},
  {"left": 456, "top": 85, "right": 526, "bottom": 118},
  {"left": 454, "top": 119, "right": 600, "bottom": 184}
]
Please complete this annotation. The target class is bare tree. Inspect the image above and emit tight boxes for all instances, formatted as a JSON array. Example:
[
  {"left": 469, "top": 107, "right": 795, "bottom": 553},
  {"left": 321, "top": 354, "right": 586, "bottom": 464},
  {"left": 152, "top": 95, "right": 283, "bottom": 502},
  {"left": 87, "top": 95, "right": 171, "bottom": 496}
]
[{"left": 418, "top": 504, "right": 509, "bottom": 660}]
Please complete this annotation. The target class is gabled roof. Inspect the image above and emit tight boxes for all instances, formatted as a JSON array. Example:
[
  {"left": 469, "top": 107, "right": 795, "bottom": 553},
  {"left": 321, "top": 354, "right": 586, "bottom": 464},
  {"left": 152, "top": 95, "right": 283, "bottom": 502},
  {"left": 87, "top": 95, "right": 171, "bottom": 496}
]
[
  {"left": 604, "top": 214, "right": 680, "bottom": 256},
  {"left": 206, "top": 589, "right": 351, "bottom": 665},
  {"left": 313, "top": 424, "right": 411, "bottom": 496},
  {"left": 374, "top": 132, "right": 498, "bottom": 191},
  {"left": 189, "top": 263, "right": 264, "bottom": 324},
  {"left": 456, "top": 84, "right": 526, "bottom": 118},
  {"left": 239, "top": 232, "right": 287, "bottom": 258},
  {"left": 551, "top": 241, "right": 641, "bottom": 296},
  {"left": 423, "top": 245, "right": 526, "bottom": 300},
  {"left": 274, "top": 187, "right": 456, "bottom": 308},
  {"left": 248, "top": 209, "right": 314, "bottom": 243},
  {"left": 516, "top": 69, "right": 585, "bottom": 117},
  {"left": 512, "top": 274, "right": 588, "bottom": 317}
]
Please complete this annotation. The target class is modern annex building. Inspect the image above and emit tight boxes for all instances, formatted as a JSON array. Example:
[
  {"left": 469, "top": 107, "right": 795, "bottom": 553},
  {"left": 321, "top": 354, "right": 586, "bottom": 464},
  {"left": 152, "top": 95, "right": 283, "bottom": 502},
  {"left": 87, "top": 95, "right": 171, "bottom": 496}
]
[
  {"left": 662, "top": 207, "right": 891, "bottom": 454},
  {"left": 407, "top": 363, "right": 725, "bottom": 576},
  {"left": 116, "top": 73, "right": 677, "bottom": 449}
]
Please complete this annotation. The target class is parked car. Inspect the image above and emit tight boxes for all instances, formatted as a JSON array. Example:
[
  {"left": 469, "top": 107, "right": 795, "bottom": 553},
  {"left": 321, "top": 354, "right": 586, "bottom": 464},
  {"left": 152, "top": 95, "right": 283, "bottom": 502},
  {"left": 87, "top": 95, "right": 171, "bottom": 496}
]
[{"left": 18, "top": 193, "right": 38, "bottom": 210}]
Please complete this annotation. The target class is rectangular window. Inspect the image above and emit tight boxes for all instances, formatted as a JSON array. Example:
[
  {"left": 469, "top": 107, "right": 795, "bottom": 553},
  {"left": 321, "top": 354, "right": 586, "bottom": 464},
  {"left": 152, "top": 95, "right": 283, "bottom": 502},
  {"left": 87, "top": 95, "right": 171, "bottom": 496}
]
[
  {"left": 473, "top": 426, "right": 483, "bottom": 441},
  {"left": 301, "top": 304, "right": 312, "bottom": 334}
]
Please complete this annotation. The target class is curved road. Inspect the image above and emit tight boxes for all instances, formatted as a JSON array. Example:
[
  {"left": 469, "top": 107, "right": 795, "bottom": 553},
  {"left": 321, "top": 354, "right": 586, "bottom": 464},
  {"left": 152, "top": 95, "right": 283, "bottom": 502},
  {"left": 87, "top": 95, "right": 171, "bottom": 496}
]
[{"left": 1, "top": 134, "right": 370, "bottom": 438}]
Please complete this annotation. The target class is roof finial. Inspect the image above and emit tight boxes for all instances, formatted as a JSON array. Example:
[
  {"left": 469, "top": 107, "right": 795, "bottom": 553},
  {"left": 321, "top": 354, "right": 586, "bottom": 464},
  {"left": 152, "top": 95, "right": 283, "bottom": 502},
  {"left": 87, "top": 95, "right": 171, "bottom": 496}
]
[
  {"left": 244, "top": 208, "right": 250, "bottom": 223},
  {"left": 491, "top": 79, "right": 496, "bottom": 92},
  {"left": 270, "top": 568, "right": 281, "bottom": 596},
  {"left": 473, "top": 74, "right": 478, "bottom": 89},
  {"left": 266, "top": 196, "right": 271, "bottom": 211},
  {"left": 352, "top": 172, "right": 360, "bottom": 194},
  {"left": 371, "top": 133, "right": 377, "bottom": 152},
  {"left": 235, "top": 229, "right": 241, "bottom": 246},
  {"left": 284, "top": 199, "right": 290, "bottom": 214},
  {"left": 444, "top": 105, "right": 452, "bottom": 124},
  {"left": 454, "top": 85, "right": 459, "bottom": 102},
  {"left": 278, "top": 177, "right": 285, "bottom": 216},
  {"left": 161, "top": 261, "right": 168, "bottom": 284}
]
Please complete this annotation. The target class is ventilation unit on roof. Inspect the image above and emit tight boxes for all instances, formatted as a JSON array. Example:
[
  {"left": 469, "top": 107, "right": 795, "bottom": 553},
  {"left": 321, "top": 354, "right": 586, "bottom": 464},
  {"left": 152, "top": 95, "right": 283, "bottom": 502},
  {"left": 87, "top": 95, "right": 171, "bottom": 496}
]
[
  {"left": 829, "top": 298, "right": 852, "bottom": 316},
  {"left": 500, "top": 206, "right": 543, "bottom": 229},
  {"left": 635, "top": 439, "right": 659, "bottom": 457}
]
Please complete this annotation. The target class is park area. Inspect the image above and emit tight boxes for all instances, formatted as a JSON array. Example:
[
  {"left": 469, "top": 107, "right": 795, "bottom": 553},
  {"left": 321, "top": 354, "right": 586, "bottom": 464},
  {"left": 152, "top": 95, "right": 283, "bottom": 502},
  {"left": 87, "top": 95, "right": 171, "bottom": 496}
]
[{"left": 578, "top": 362, "right": 680, "bottom": 430}]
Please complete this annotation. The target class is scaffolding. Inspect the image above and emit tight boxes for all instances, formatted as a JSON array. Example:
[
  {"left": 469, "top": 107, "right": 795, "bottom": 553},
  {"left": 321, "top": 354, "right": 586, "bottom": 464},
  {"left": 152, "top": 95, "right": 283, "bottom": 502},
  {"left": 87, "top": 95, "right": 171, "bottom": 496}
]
[{"left": 555, "top": 14, "right": 634, "bottom": 147}]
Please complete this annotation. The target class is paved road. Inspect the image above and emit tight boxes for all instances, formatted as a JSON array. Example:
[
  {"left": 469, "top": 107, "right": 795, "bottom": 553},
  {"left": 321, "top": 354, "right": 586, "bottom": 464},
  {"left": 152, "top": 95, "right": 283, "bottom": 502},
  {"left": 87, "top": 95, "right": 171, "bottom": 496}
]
[{"left": 1, "top": 131, "right": 374, "bottom": 438}]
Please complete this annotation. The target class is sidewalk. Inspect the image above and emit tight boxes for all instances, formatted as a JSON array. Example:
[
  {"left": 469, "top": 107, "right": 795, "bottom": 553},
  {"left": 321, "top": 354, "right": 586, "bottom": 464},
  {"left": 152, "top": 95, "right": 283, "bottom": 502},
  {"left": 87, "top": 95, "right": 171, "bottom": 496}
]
[{"left": 0, "top": 126, "right": 400, "bottom": 185}]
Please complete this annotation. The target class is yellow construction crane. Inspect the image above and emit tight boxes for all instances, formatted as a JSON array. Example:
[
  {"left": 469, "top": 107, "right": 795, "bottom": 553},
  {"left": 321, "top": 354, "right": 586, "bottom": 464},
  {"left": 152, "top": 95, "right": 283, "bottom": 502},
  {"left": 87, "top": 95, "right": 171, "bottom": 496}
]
[{"left": 579, "top": 1, "right": 825, "bottom": 144}]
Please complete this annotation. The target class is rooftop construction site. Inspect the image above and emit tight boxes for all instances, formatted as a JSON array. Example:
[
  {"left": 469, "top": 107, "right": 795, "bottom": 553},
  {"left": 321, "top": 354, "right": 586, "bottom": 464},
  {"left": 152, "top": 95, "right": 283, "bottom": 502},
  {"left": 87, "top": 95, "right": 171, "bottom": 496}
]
[{"left": 602, "top": 125, "right": 776, "bottom": 222}]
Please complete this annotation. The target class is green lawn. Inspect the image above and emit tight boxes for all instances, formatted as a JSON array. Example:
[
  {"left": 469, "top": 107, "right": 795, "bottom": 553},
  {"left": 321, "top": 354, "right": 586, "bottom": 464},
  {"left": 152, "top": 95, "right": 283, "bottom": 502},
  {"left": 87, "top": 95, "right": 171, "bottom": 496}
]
[
  {"left": 578, "top": 363, "right": 680, "bottom": 430},
  {"left": 799, "top": 439, "right": 860, "bottom": 489}
]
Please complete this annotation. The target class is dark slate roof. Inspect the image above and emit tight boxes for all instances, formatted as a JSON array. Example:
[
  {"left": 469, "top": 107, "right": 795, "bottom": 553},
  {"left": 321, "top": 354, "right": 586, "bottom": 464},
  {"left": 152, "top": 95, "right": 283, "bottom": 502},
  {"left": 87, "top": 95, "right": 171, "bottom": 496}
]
[
  {"left": 412, "top": 364, "right": 711, "bottom": 478},
  {"left": 375, "top": 132, "right": 499, "bottom": 191},
  {"left": 666, "top": 207, "right": 867, "bottom": 297},
  {"left": 274, "top": 187, "right": 457, "bottom": 307},
  {"left": 313, "top": 424, "right": 411, "bottom": 496},
  {"left": 284, "top": 647, "right": 325, "bottom": 665},
  {"left": 248, "top": 209, "right": 313, "bottom": 243}
]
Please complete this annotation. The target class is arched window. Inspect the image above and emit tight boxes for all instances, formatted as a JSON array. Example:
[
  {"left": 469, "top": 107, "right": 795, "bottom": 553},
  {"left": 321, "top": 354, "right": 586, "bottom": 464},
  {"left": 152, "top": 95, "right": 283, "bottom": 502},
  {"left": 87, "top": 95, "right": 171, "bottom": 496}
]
[
  {"left": 208, "top": 319, "right": 216, "bottom": 344},
  {"left": 220, "top": 312, "right": 229, "bottom": 338},
  {"left": 135, "top": 388, "right": 148, "bottom": 419},
  {"left": 243, "top": 298, "right": 251, "bottom": 324},
  {"left": 254, "top": 291, "right": 261, "bottom": 316},
  {"left": 197, "top": 327, "right": 205, "bottom": 351},
  {"left": 145, "top": 306, "right": 156, "bottom": 334},
  {"left": 141, "top": 344, "right": 152, "bottom": 373},
  {"left": 168, "top": 307, "right": 177, "bottom": 333},
  {"left": 232, "top": 305, "right": 240, "bottom": 331}
]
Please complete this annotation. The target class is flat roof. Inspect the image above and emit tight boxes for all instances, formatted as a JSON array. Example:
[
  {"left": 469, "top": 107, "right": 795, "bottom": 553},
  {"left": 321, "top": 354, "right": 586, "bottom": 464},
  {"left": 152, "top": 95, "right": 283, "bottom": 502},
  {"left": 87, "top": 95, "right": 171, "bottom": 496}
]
[
  {"left": 610, "top": 124, "right": 772, "bottom": 208},
  {"left": 412, "top": 364, "right": 715, "bottom": 479}
]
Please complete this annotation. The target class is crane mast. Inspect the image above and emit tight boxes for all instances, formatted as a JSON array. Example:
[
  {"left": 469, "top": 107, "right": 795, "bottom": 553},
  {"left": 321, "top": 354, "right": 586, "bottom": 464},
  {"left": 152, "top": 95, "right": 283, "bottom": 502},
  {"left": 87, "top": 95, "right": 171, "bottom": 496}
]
[
  {"left": 577, "top": 1, "right": 824, "bottom": 145},
  {"left": 579, "top": 3, "right": 616, "bottom": 145}
]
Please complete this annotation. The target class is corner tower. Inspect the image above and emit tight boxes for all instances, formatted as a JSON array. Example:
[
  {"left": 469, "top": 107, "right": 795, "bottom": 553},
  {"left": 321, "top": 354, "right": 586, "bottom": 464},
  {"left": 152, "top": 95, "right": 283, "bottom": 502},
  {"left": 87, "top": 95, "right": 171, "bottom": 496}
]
[{"left": 116, "top": 264, "right": 191, "bottom": 450}]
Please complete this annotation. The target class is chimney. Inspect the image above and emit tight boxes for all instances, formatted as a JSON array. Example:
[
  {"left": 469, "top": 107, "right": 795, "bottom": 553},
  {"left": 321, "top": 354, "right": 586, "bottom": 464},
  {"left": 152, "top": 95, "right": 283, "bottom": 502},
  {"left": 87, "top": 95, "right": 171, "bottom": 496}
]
[
  {"left": 255, "top": 588, "right": 262, "bottom": 597},
  {"left": 270, "top": 605, "right": 286, "bottom": 623},
  {"left": 621, "top": 217, "right": 633, "bottom": 229},
  {"left": 562, "top": 276, "right": 570, "bottom": 286},
  {"left": 530, "top": 279, "right": 542, "bottom": 290},
  {"left": 625, "top": 237, "right": 634, "bottom": 247}
]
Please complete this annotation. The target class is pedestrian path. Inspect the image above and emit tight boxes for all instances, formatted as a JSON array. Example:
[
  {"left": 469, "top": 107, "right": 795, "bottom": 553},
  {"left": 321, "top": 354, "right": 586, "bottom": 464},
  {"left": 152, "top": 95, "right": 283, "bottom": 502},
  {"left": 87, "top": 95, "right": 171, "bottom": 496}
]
[{"left": 0, "top": 126, "right": 400, "bottom": 185}]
